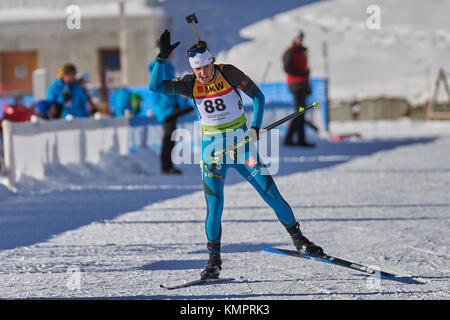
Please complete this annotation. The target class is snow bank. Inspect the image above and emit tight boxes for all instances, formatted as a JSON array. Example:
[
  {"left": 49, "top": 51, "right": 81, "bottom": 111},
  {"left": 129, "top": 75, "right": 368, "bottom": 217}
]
[
  {"left": 330, "top": 118, "right": 450, "bottom": 139},
  {"left": 1, "top": 116, "right": 143, "bottom": 190},
  {"left": 1, "top": 118, "right": 449, "bottom": 299},
  {"left": 216, "top": 0, "right": 450, "bottom": 103},
  {"left": 0, "top": 178, "right": 13, "bottom": 200}
]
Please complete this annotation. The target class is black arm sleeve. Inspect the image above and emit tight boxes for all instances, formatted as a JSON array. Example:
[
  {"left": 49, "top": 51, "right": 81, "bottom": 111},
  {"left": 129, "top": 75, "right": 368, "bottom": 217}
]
[
  {"left": 164, "top": 74, "right": 195, "bottom": 97},
  {"left": 221, "top": 64, "right": 260, "bottom": 98}
]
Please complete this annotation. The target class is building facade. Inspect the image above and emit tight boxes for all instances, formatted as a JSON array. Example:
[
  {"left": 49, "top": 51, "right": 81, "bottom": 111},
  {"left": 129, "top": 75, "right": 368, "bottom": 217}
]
[{"left": 0, "top": 0, "right": 168, "bottom": 97}]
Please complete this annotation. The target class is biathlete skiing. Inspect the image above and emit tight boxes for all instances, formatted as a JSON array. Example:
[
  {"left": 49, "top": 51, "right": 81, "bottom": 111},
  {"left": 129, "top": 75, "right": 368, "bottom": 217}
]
[{"left": 149, "top": 29, "right": 324, "bottom": 280}]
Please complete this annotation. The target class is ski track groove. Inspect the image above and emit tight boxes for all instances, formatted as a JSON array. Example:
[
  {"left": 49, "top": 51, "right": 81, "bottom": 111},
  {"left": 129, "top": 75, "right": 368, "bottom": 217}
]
[{"left": 1, "top": 123, "right": 449, "bottom": 299}]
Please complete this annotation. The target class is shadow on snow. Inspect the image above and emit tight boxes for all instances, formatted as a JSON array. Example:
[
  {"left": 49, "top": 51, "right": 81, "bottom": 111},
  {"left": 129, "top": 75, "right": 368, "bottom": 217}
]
[{"left": 0, "top": 136, "right": 438, "bottom": 250}]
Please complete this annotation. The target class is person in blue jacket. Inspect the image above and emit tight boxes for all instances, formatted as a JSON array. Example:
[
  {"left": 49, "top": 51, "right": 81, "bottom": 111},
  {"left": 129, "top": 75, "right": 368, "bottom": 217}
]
[
  {"left": 36, "top": 100, "right": 53, "bottom": 119},
  {"left": 113, "top": 87, "right": 131, "bottom": 117},
  {"left": 149, "top": 30, "right": 324, "bottom": 280},
  {"left": 148, "top": 50, "right": 194, "bottom": 175},
  {"left": 114, "top": 88, "right": 143, "bottom": 118},
  {"left": 46, "top": 63, "right": 89, "bottom": 119}
]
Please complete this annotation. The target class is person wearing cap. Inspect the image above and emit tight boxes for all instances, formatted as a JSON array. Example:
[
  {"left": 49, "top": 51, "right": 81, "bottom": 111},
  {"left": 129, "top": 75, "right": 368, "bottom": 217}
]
[
  {"left": 282, "top": 31, "right": 315, "bottom": 147},
  {"left": 46, "top": 63, "right": 89, "bottom": 119},
  {"left": 149, "top": 30, "right": 323, "bottom": 280}
]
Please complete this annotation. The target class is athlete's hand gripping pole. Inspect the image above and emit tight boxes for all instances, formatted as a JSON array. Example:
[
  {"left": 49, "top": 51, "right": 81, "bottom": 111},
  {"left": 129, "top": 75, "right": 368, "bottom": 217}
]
[{"left": 205, "top": 102, "right": 320, "bottom": 171}]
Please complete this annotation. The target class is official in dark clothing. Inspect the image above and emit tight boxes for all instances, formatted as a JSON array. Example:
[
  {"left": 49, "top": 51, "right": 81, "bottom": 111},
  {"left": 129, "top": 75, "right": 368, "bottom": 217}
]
[
  {"left": 282, "top": 31, "right": 315, "bottom": 147},
  {"left": 148, "top": 57, "right": 193, "bottom": 174}
]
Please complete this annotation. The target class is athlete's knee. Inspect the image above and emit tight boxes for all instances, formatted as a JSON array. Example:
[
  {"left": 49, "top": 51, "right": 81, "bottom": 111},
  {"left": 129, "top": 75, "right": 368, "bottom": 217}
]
[
  {"left": 264, "top": 183, "right": 279, "bottom": 201},
  {"left": 261, "top": 179, "right": 292, "bottom": 213},
  {"left": 260, "top": 175, "right": 280, "bottom": 201},
  {"left": 206, "top": 196, "right": 223, "bottom": 215}
]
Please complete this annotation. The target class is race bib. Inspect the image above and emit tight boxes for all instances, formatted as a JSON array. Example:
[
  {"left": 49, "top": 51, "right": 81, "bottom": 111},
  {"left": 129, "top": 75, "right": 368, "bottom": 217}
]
[{"left": 193, "top": 70, "right": 245, "bottom": 132}]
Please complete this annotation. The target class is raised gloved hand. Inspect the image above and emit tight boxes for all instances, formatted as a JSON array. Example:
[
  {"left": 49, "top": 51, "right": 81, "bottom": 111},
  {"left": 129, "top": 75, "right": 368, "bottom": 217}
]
[
  {"left": 247, "top": 126, "right": 260, "bottom": 142},
  {"left": 158, "top": 29, "right": 180, "bottom": 59}
]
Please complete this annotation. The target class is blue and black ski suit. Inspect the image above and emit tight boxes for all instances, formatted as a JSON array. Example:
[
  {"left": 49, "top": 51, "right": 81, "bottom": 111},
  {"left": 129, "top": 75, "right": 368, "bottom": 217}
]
[{"left": 149, "top": 59, "right": 298, "bottom": 244}]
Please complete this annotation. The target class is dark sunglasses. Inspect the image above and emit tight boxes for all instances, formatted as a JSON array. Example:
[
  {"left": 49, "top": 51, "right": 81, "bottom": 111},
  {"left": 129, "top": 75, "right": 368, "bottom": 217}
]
[{"left": 187, "top": 47, "right": 207, "bottom": 57}]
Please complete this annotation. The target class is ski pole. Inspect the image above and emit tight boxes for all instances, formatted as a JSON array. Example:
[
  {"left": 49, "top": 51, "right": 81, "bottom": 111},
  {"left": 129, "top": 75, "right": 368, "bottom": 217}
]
[
  {"left": 186, "top": 13, "right": 202, "bottom": 41},
  {"left": 207, "top": 102, "right": 319, "bottom": 168}
]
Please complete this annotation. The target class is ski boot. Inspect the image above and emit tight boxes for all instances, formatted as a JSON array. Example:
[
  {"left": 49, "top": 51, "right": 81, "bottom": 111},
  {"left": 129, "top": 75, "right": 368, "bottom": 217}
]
[
  {"left": 287, "top": 222, "right": 324, "bottom": 257},
  {"left": 200, "top": 242, "right": 222, "bottom": 280}
]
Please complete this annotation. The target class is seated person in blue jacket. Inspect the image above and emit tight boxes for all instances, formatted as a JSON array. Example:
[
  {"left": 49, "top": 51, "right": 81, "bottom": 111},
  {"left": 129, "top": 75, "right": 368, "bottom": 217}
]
[
  {"left": 36, "top": 100, "right": 54, "bottom": 120},
  {"left": 114, "top": 88, "right": 143, "bottom": 118},
  {"left": 46, "top": 63, "right": 89, "bottom": 119},
  {"left": 148, "top": 49, "right": 194, "bottom": 175}
]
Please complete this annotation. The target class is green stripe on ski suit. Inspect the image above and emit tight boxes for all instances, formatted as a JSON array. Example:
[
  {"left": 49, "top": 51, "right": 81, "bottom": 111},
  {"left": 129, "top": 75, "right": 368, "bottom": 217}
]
[{"left": 201, "top": 113, "right": 247, "bottom": 135}]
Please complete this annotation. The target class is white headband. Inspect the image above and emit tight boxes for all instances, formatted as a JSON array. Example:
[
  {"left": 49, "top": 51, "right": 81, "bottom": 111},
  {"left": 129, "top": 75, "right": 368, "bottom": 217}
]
[{"left": 188, "top": 49, "right": 214, "bottom": 68}]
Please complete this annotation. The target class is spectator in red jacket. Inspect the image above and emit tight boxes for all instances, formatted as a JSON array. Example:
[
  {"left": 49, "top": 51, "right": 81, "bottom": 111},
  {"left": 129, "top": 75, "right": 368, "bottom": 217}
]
[
  {"left": 0, "top": 98, "right": 36, "bottom": 141},
  {"left": 282, "top": 31, "right": 315, "bottom": 147},
  {"left": 1, "top": 99, "right": 36, "bottom": 123}
]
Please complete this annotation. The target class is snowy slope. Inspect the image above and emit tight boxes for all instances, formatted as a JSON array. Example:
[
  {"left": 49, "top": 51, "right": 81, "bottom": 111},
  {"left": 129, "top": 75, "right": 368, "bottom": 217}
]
[
  {"left": 0, "top": 119, "right": 449, "bottom": 299},
  {"left": 162, "top": 0, "right": 450, "bottom": 103},
  {"left": 157, "top": 0, "right": 318, "bottom": 75}
]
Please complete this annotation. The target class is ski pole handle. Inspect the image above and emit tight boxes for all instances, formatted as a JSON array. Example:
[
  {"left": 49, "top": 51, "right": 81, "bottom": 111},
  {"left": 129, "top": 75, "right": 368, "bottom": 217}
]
[
  {"left": 260, "top": 101, "right": 319, "bottom": 135},
  {"left": 186, "top": 13, "right": 202, "bottom": 42}
]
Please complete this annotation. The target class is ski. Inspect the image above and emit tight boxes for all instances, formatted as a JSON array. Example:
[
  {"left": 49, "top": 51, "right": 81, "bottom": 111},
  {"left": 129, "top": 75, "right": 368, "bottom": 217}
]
[
  {"left": 263, "top": 247, "right": 396, "bottom": 279},
  {"left": 160, "top": 277, "right": 239, "bottom": 290}
]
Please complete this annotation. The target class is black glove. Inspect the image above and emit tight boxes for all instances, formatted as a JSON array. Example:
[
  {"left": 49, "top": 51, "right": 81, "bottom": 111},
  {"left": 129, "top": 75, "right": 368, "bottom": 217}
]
[{"left": 158, "top": 29, "right": 180, "bottom": 59}]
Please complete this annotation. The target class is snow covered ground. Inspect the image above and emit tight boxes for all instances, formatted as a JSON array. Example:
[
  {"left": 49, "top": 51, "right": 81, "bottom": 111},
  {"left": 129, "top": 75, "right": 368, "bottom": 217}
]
[{"left": 0, "top": 119, "right": 449, "bottom": 300}]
